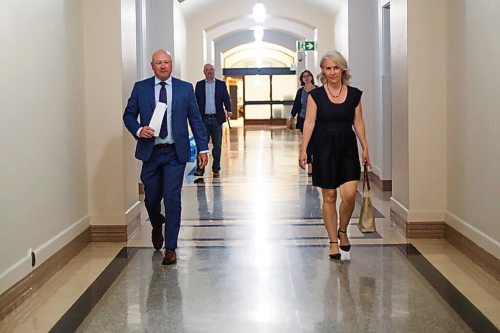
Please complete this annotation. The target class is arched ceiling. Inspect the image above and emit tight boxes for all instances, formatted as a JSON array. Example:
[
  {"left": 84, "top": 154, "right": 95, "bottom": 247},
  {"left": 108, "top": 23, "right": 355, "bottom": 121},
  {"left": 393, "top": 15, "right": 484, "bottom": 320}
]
[
  {"left": 204, "top": 15, "right": 316, "bottom": 66},
  {"left": 222, "top": 42, "right": 295, "bottom": 68},
  {"left": 215, "top": 30, "right": 298, "bottom": 54},
  {"left": 178, "top": 0, "right": 342, "bottom": 18},
  {"left": 214, "top": 30, "right": 298, "bottom": 69}
]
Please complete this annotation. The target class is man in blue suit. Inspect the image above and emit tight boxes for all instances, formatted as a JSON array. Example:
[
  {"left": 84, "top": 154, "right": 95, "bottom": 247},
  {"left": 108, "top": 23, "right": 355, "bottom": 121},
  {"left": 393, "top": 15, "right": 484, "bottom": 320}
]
[
  {"left": 193, "top": 64, "right": 232, "bottom": 178},
  {"left": 123, "top": 49, "right": 208, "bottom": 265}
]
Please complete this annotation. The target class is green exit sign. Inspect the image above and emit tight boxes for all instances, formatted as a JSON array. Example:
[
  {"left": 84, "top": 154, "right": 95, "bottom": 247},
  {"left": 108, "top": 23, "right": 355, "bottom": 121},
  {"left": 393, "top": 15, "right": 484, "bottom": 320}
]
[{"left": 296, "top": 40, "right": 316, "bottom": 52}]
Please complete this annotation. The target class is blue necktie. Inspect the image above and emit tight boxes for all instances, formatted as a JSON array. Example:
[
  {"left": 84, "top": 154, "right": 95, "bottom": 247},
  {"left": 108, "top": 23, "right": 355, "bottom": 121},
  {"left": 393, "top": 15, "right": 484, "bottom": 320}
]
[{"left": 159, "top": 81, "right": 168, "bottom": 139}]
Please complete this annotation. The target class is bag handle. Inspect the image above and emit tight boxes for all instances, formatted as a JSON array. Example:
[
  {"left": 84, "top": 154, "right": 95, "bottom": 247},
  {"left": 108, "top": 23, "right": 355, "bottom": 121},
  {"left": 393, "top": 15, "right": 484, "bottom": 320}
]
[{"left": 362, "top": 163, "right": 371, "bottom": 193}]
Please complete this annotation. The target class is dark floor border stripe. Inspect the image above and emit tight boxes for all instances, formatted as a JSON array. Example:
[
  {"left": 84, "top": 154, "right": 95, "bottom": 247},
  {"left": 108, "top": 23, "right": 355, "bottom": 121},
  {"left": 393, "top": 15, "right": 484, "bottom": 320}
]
[
  {"left": 48, "top": 247, "right": 139, "bottom": 333},
  {"left": 402, "top": 244, "right": 497, "bottom": 333}
]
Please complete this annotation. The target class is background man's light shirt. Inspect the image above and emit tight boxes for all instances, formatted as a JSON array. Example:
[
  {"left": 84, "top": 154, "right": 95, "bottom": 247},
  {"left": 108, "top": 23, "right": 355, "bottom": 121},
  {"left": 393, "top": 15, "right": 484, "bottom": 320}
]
[{"left": 204, "top": 80, "right": 216, "bottom": 115}]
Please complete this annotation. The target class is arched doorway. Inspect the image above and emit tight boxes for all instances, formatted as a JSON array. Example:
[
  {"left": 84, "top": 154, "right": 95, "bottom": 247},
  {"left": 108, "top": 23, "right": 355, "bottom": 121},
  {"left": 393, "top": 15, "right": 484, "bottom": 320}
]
[{"left": 222, "top": 42, "right": 297, "bottom": 125}]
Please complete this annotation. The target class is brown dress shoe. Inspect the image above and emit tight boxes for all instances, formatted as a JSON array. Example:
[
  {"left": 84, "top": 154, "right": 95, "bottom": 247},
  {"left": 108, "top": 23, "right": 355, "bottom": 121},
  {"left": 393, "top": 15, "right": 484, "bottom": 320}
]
[
  {"left": 151, "top": 227, "right": 164, "bottom": 251},
  {"left": 162, "top": 249, "right": 177, "bottom": 265},
  {"left": 213, "top": 170, "right": 220, "bottom": 177},
  {"left": 194, "top": 169, "right": 204, "bottom": 177}
]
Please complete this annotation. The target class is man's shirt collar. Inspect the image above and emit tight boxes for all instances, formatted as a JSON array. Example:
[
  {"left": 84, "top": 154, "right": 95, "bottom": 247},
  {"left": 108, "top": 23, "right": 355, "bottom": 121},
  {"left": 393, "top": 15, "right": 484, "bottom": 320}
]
[{"left": 155, "top": 76, "right": 172, "bottom": 85}]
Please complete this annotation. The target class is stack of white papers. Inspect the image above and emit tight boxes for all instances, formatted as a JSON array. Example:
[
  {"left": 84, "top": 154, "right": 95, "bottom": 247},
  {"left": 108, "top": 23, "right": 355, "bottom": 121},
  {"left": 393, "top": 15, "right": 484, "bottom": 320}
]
[{"left": 149, "top": 102, "right": 167, "bottom": 137}]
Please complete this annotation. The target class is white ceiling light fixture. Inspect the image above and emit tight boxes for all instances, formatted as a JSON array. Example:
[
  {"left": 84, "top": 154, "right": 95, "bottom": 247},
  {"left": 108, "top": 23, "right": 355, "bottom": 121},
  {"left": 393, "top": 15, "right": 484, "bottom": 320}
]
[
  {"left": 253, "top": 3, "right": 266, "bottom": 23},
  {"left": 253, "top": 25, "right": 264, "bottom": 42}
]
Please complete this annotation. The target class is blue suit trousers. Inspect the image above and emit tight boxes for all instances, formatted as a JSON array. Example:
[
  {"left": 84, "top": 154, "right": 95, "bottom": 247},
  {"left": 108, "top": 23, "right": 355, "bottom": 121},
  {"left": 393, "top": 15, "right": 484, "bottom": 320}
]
[{"left": 140, "top": 145, "right": 186, "bottom": 249}]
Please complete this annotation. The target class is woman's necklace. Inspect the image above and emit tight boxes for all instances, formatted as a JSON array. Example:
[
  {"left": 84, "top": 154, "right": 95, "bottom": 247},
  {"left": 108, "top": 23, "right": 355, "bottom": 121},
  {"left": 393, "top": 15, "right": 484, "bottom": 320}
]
[{"left": 327, "top": 82, "right": 343, "bottom": 98}]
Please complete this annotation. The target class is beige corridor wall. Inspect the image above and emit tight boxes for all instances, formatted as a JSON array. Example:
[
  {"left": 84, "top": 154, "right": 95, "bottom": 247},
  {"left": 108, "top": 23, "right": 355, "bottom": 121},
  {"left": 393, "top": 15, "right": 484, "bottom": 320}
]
[
  {"left": 407, "top": 0, "right": 446, "bottom": 219},
  {"left": 348, "top": 0, "right": 380, "bottom": 181},
  {"left": 390, "top": 0, "right": 447, "bottom": 223},
  {"left": 84, "top": 0, "right": 140, "bottom": 227},
  {"left": 0, "top": 0, "right": 88, "bottom": 294},
  {"left": 390, "top": 0, "right": 409, "bottom": 209},
  {"left": 333, "top": 1, "right": 349, "bottom": 57},
  {"left": 173, "top": 1, "right": 188, "bottom": 79},
  {"left": 121, "top": 0, "right": 141, "bottom": 219},
  {"left": 445, "top": 0, "right": 500, "bottom": 257}
]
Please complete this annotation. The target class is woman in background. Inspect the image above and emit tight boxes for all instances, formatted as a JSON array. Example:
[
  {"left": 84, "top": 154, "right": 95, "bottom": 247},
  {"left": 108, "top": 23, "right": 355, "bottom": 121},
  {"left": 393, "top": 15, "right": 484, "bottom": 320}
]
[{"left": 289, "top": 69, "right": 317, "bottom": 175}]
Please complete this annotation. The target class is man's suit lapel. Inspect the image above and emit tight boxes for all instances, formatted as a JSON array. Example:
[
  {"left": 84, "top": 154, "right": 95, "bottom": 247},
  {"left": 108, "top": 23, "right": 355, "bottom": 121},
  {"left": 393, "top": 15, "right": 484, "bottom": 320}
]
[
  {"left": 171, "top": 77, "right": 178, "bottom": 124},
  {"left": 148, "top": 77, "right": 155, "bottom": 110},
  {"left": 214, "top": 79, "right": 219, "bottom": 102},
  {"left": 201, "top": 80, "right": 206, "bottom": 107}
]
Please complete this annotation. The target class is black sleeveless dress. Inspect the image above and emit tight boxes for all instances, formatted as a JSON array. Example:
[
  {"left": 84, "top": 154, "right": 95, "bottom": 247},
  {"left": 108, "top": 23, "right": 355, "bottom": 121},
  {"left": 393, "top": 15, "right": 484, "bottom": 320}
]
[{"left": 310, "top": 85, "right": 362, "bottom": 189}]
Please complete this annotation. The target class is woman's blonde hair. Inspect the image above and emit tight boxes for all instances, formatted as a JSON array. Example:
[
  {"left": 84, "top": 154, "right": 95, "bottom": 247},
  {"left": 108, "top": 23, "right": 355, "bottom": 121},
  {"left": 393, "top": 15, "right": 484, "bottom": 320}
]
[{"left": 317, "top": 51, "right": 351, "bottom": 85}]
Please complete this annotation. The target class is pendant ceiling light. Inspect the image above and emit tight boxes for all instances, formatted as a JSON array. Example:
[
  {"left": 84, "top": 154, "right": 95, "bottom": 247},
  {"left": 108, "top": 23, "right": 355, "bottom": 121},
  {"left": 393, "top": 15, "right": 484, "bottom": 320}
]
[{"left": 253, "top": 3, "right": 266, "bottom": 23}]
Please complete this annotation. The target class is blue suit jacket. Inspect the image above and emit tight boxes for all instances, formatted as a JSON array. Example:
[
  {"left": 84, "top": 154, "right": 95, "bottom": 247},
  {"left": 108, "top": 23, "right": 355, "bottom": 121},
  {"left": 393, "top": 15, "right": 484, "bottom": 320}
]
[
  {"left": 195, "top": 79, "right": 231, "bottom": 125},
  {"left": 123, "top": 76, "right": 208, "bottom": 162}
]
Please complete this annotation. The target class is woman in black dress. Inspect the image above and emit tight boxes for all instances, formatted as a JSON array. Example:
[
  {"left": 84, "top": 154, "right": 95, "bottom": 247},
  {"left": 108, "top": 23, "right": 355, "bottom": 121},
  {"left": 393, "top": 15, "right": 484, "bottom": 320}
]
[
  {"left": 299, "top": 51, "right": 371, "bottom": 260},
  {"left": 288, "top": 70, "right": 317, "bottom": 175}
]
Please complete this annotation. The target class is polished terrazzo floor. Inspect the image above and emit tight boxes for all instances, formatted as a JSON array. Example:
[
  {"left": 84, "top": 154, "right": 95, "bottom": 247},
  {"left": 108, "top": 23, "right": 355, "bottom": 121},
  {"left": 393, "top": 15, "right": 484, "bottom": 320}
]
[
  {"left": 71, "top": 246, "right": 473, "bottom": 333},
  {"left": 1, "top": 124, "right": 499, "bottom": 332}
]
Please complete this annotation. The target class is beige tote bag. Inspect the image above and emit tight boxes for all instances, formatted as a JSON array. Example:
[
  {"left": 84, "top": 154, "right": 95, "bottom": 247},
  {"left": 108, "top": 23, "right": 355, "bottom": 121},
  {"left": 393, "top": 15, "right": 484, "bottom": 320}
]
[{"left": 358, "top": 164, "right": 376, "bottom": 233}]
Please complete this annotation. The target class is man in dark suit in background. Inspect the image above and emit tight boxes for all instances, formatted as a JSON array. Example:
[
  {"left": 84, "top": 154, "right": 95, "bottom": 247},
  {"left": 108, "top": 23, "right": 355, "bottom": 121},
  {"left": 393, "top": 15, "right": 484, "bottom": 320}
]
[
  {"left": 193, "top": 64, "right": 232, "bottom": 178},
  {"left": 123, "top": 49, "right": 208, "bottom": 265}
]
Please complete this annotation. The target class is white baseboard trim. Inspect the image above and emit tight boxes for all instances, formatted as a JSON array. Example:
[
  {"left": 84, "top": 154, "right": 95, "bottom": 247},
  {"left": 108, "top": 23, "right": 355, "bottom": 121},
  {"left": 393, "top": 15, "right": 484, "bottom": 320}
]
[
  {"left": 125, "top": 201, "right": 141, "bottom": 225},
  {"left": 0, "top": 256, "right": 31, "bottom": 297},
  {"left": 125, "top": 201, "right": 141, "bottom": 238},
  {"left": 390, "top": 198, "right": 445, "bottom": 222},
  {"left": 0, "top": 216, "right": 90, "bottom": 295},
  {"left": 445, "top": 211, "right": 500, "bottom": 259},
  {"left": 371, "top": 165, "right": 382, "bottom": 178},
  {"left": 390, "top": 198, "right": 445, "bottom": 238},
  {"left": 90, "top": 202, "right": 142, "bottom": 242},
  {"left": 90, "top": 204, "right": 141, "bottom": 227},
  {"left": 390, "top": 197, "right": 408, "bottom": 218}
]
